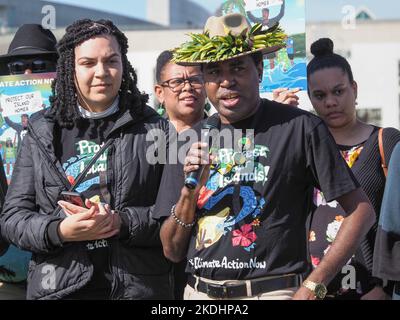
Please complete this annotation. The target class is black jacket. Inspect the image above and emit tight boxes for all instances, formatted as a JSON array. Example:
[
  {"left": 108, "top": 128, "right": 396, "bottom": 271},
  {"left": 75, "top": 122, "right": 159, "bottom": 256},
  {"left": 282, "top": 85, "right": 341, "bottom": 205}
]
[
  {"left": 0, "top": 155, "right": 7, "bottom": 256},
  {"left": 0, "top": 106, "right": 173, "bottom": 300}
]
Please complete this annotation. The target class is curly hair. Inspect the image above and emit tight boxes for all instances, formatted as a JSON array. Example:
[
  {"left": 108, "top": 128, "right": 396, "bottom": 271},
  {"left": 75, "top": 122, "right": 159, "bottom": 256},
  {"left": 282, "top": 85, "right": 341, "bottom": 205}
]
[{"left": 47, "top": 19, "right": 148, "bottom": 128}]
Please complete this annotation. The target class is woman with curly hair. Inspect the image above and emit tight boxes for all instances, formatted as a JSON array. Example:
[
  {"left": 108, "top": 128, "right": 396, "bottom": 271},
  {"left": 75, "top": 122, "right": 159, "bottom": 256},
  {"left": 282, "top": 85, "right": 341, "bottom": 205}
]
[{"left": 0, "top": 19, "right": 173, "bottom": 300}]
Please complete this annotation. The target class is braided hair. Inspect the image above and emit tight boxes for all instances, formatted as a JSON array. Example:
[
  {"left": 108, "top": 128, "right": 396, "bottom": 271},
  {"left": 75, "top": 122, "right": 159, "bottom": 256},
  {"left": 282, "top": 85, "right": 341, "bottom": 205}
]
[{"left": 47, "top": 19, "right": 148, "bottom": 128}]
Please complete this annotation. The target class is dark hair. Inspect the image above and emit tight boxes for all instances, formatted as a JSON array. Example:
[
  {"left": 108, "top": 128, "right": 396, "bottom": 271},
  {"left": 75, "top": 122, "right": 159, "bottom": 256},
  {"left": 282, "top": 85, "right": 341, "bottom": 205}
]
[
  {"left": 47, "top": 19, "right": 148, "bottom": 128},
  {"left": 251, "top": 51, "right": 264, "bottom": 67},
  {"left": 156, "top": 50, "right": 173, "bottom": 84},
  {"left": 307, "top": 38, "right": 354, "bottom": 83}
]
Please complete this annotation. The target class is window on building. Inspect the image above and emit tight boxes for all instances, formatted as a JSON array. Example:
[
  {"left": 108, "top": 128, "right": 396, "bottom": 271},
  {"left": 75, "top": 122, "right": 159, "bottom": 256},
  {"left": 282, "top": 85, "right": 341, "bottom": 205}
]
[{"left": 356, "top": 108, "right": 382, "bottom": 126}]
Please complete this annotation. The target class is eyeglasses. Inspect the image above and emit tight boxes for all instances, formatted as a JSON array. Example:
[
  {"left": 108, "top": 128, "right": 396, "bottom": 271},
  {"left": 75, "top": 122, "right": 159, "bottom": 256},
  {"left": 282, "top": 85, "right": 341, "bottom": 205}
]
[
  {"left": 161, "top": 75, "right": 204, "bottom": 92},
  {"left": 7, "top": 59, "right": 56, "bottom": 75}
]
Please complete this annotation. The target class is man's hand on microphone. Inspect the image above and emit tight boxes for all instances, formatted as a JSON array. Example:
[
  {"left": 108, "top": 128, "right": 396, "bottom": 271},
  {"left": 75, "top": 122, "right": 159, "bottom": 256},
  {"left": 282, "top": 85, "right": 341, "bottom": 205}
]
[{"left": 184, "top": 142, "right": 214, "bottom": 193}]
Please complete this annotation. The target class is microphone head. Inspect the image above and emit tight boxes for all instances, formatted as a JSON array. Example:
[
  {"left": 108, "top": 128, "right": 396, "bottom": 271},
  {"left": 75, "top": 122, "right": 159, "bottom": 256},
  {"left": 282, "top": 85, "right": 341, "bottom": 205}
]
[{"left": 203, "top": 115, "right": 220, "bottom": 130}]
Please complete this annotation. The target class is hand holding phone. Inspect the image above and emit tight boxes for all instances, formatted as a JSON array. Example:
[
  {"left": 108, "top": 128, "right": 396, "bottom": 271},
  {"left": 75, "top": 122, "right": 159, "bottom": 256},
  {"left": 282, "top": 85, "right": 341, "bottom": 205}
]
[{"left": 60, "top": 191, "right": 86, "bottom": 208}]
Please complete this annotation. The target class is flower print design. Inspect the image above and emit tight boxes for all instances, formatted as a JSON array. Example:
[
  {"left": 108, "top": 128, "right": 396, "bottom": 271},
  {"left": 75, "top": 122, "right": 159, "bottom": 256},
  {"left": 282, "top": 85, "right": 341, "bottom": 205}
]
[
  {"left": 341, "top": 145, "right": 363, "bottom": 168},
  {"left": 232, "top": 224, "right": 257, "bottom": 248},
  {"left": 309, "top": 230, "right": 316, "bottom": 242},
  {"left": 326, "top": 215, "right": 344, "bottom": 242},
  {"left": 311, "top": 255, "right": 320, "bottom": 268},
  {"left": 252, "top": 218, "right": 260, "bottom": 227},
  {"left": 197, "top": 186, "right": 215, "bottom": 209},
  {"left": 313, "top": 188, "right": 338, "bottom": 208}
]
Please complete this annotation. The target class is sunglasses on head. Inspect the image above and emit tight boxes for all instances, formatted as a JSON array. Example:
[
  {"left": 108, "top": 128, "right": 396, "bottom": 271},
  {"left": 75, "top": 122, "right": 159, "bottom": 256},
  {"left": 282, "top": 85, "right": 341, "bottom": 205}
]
[{"left": 7, "top": 58, "right": 56, "bottom": 75}]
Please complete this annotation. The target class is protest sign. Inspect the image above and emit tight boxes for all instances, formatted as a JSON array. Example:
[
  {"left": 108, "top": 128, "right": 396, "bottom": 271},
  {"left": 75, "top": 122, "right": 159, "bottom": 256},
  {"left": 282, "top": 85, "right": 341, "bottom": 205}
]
[
  {"left": 0, "top": 72, "right": 55, "bottom": 183},
  {"left": 222, "top": 0, "right": 307, "bottom": 96}
]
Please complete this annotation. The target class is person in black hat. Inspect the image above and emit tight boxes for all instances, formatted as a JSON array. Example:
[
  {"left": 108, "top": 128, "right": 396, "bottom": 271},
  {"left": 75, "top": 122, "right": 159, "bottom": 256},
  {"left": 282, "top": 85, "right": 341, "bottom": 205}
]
[
  {"left": 0, "top": 24, "right": 58, "bottom": 151},
  {"left": 0, "top": 24, "right": 57, "bottom": 300},
  {"left": 0, "top": 24, "right": 57, "bottom": 75}
]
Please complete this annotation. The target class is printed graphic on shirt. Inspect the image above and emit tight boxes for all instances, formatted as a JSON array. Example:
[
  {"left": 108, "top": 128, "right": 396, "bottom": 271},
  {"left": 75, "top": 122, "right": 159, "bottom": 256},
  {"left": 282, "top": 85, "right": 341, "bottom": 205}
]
[
  {"left": 195, "top": 138, "right": 269, "bottom": 253},
  {"left": 86, "top": 239, "right": 109, "bottom": 251},
  {"left": 188, "top": 256, "right": 267, "bottom": 270},
  {"left": 62, "top": 140, "right": 108, "bottom": 198},
  {"left": 310, "top": 145, "right": 364, "bottom": 264},
  {"left": 313, "top": 188, "right": 338, "bottom": 208},
  {"left": 62, "top": 140, "right": 110, "bottom": 252},
  {"left": 310, "top": 215, "right": 345, "bottom": 268},
  {"left": 309, "top": 146, "right": 360, "bottom": 296},
  {"left": 340, "top": 145, "right": 364, "bottom": 168}
]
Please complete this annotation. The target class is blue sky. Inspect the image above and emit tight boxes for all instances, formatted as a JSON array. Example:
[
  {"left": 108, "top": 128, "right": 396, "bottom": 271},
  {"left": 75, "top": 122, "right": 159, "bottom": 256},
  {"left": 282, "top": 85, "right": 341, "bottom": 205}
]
[{"left": 45, "top": 0, "right": 400, "bottom": 22}]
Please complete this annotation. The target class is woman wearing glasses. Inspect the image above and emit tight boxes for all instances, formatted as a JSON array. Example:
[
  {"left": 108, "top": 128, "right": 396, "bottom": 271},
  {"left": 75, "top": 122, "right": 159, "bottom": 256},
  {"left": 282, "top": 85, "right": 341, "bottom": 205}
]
[
  {"left": 154, "top": 50, "right": 207, "bottom": 134},
  {"left": 154, "top": 51, "right": 208, "bottom": 299}
]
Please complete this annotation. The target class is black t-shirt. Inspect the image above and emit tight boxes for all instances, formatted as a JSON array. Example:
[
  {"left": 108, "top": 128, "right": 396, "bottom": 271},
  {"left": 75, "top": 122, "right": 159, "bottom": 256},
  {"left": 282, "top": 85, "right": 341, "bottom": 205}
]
[
  {"left": 154, "top": 99, "right": 359, "bottom": 280},
  {"left": 54, "top": 113, "right": 118, "bottom": 298}
]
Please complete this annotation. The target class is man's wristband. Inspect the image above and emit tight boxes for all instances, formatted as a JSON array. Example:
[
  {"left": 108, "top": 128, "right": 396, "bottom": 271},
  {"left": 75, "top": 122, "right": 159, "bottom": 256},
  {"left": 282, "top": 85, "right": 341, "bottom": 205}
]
[{"left": 171, "top": 204, "right": 196, "bottom": 228}]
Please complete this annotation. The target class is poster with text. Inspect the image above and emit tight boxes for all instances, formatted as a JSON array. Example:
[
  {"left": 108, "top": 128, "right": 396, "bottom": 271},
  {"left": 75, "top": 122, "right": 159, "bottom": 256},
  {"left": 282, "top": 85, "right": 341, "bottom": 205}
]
[
  {"left": 222, "top": 0, "right": 307, "bottom": 96},
  {"left": 0, "top": 72, "right": 55, "bottom": 183}
]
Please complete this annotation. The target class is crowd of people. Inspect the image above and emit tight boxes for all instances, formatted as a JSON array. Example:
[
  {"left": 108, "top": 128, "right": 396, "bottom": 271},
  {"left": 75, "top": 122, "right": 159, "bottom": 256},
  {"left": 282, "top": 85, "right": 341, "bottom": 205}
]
[{"left": 0, "top": 11, "right": 399, "bottom": 300}]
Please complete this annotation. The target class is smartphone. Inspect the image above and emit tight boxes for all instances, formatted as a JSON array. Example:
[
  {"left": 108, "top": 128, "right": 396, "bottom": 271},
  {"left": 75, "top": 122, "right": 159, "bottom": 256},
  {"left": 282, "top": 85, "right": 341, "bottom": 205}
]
[{"left": 60, "top": 191, "right": 86, "bottom": 207}]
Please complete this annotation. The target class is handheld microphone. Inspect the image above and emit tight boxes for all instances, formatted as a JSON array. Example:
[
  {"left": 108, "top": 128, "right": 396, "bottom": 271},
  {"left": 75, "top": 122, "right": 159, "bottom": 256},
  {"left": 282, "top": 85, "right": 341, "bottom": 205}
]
[{"left": 184, "top": 116, "right": 220, "bottom": 189}]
